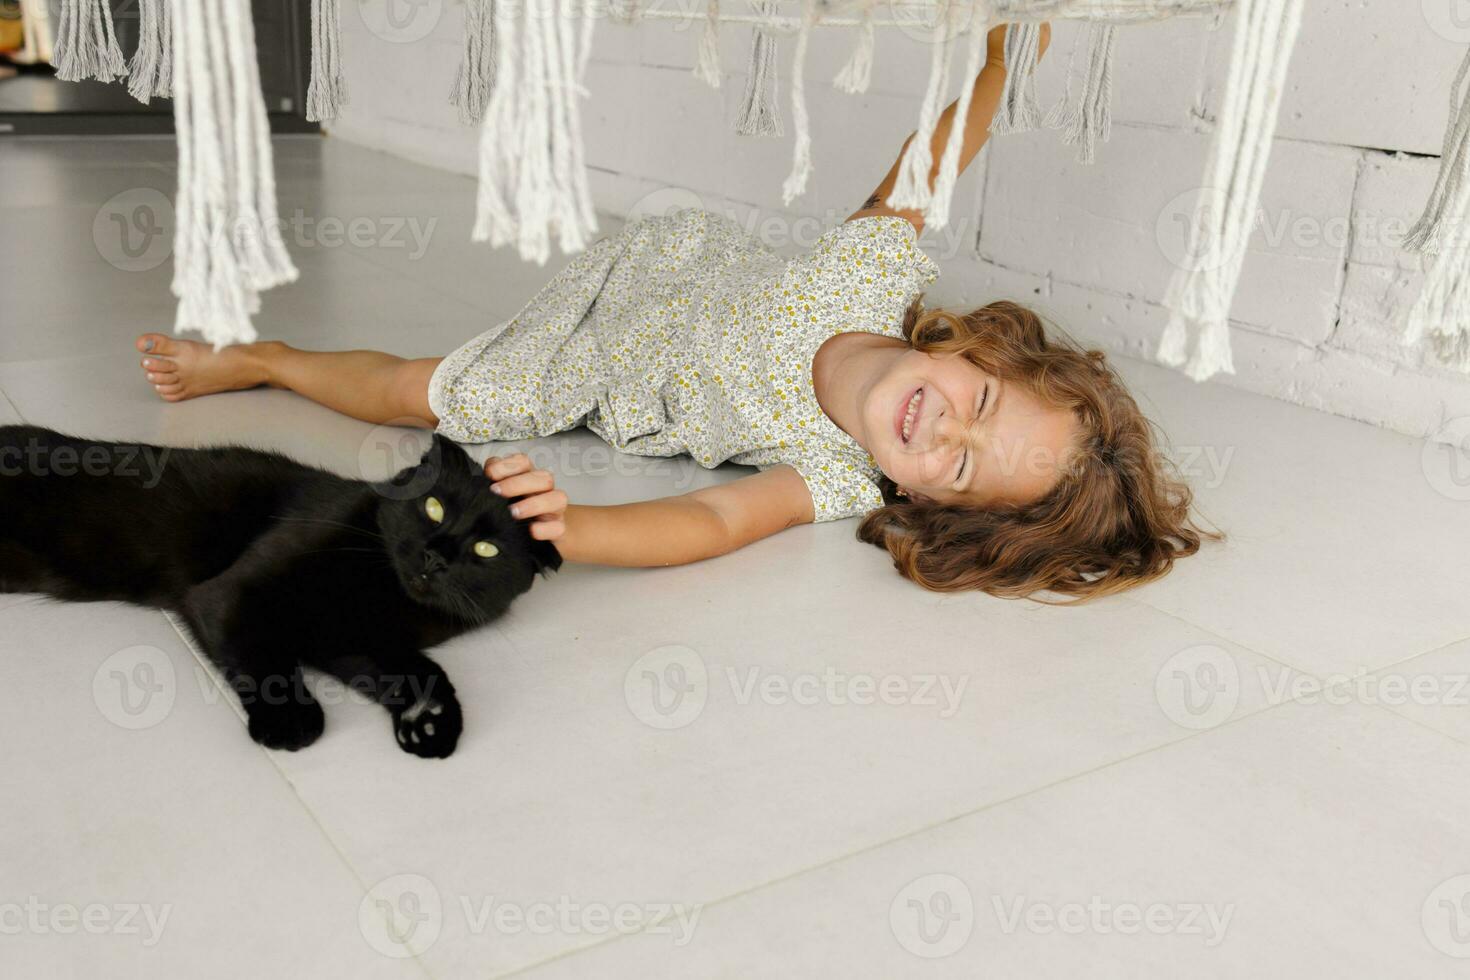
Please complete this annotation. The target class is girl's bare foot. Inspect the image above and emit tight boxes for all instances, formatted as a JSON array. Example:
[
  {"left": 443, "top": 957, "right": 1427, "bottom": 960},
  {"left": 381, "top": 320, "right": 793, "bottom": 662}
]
[{"left": 134, "top": 333, "right": 278, "bottom": 402}]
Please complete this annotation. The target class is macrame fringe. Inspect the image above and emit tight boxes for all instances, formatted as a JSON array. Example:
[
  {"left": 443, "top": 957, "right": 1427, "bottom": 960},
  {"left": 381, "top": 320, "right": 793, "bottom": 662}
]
[
  {"left": 473, "top": 0, "right": 599, "bottom": 264},
  {"left": 1157, "top": 0, "right": 1304, "bottom": 382},
  {"left": 832, "top": 0, "right": 876, "bottom": 94},
  {"left": 989, "top": 21, "right": 1042, "bottom": 135},
  {"left": 1044, "top": 21, "right": 1115, "bottom": 164},
  {"left": 127, "top": 0, "right": 173, "bottom": 103},
  {"left": 169, "top": 0, "right": 299, "bottom": 350},
  {"left": 888, "top": 0, "right": 960, "bottom": 212},
  {"left": 451, "top": 0, "right": 497, "bottom": 125},
  {"left": 55, "top": 0, "right": 127, "bottom": 83},
  {"left": 1404, "top": 48, "right": 1470, "bottom": 256},
  {"left": 694, "top": 0, "right": 722, "bottom": 88},
  {"left": 1401, "top": 46, "right": 1470, "bottom": 371},
  {"left": 736, "top": 0, "right": 782, "bottom": 136},
  {"left": 926, "top": 0, "right": 988, "bottom": 230},
  {"left": 306, "top": 0, "right": 348, "bottom": 123},
  {"left": 779, "top": 0, "right": 817, "bottom": 204}
]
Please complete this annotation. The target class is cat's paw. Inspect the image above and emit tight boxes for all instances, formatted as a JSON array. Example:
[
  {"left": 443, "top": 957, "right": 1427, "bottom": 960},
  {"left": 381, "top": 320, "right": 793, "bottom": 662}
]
[
  {"left": 245, "top": 696, "right": 326, "bottom": 752},
  {"left": 393, "top": 688, "right": 462, "bottom": 759}
]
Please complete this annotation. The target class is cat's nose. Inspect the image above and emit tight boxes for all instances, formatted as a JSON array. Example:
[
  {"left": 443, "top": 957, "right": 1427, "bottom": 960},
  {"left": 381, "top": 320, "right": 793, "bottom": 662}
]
[{"left": 421, "top": 551, "right": 449, "bottom": 574}]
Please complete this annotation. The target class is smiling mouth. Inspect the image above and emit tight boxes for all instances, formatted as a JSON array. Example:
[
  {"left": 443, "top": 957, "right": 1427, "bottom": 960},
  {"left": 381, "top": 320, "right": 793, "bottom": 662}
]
[{"left": 897, "top": 386, "right": 924, "bottom": 444}]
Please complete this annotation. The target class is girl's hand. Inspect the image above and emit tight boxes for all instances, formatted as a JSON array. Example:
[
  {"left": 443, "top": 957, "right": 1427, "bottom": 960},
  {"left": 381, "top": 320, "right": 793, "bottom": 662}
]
[{"left": 485, "top": 453, "right": 567, "bottom": 542}]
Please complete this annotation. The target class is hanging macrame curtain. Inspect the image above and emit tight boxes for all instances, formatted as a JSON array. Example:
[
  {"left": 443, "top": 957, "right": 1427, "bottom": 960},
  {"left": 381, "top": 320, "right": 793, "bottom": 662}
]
[{"left": 48, "top": 0, "right": 1467, "bottom": 381}]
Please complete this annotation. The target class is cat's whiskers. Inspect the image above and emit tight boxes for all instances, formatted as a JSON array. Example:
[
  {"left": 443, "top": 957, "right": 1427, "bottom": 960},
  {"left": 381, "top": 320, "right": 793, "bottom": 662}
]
[{"left": 269, "top": 514, "right": 386, "bottom": 543}]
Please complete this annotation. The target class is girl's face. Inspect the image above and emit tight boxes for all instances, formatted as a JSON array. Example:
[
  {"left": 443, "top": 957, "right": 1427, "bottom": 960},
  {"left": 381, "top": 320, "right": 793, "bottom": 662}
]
[{"left": 862, "top": 348, "right": 1080, "bottom": 507}]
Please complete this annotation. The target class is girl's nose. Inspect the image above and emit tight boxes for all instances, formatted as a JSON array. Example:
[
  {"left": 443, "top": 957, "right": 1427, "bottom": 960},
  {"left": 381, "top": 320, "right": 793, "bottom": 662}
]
[{"left": 933, "top": 412, "right": 966, "bottom": 451}]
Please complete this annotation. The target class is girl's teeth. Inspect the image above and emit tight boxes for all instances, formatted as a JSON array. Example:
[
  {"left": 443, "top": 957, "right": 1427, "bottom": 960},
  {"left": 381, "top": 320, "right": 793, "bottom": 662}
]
[{"left": 902, "top": 389, "right": 921, "bottom": 441}]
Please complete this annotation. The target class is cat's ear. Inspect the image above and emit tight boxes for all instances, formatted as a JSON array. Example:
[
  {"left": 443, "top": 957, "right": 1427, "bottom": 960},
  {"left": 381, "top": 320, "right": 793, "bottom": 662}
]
[
  {"left": 421, "top": 432, "right": 471, "bottom": 478},
  {"left": 528, "top": 536, "right": 563, "bottom": 578}
]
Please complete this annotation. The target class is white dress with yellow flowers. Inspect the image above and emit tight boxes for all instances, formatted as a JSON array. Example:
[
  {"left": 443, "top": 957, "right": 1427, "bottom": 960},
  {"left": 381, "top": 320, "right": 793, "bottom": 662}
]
[{"left": 427, "top": 209, "right": 939, "bottom": 523}]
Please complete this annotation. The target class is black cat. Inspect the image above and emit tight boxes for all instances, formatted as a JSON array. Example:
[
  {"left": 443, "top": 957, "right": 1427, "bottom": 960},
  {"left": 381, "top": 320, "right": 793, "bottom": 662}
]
[{"left": 0, "top": 424, "right": 561, "bottom": 758}]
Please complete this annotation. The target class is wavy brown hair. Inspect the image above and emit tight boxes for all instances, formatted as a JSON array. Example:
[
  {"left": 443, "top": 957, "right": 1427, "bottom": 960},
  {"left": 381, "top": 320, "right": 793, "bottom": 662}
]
[{"left": 857, "top": 297, "right": 1223, "bottom": 603}]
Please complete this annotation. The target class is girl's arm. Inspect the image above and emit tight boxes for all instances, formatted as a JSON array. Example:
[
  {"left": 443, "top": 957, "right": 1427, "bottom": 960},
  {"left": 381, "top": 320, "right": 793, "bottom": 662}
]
[
  {"left": 847, "top": 21, "right": 1052, "bottom": 237},
  {"left": 559, "top": 464, "right": 814, "bottom": 567},
  {"left": 486, "top": 454, "right": 815, "bottom": 568}
]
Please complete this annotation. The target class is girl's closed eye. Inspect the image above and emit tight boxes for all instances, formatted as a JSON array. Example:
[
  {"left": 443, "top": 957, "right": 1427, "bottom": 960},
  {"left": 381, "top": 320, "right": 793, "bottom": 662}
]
[{"left": 955, "top": 384, "right": 989, "bottom": 487}]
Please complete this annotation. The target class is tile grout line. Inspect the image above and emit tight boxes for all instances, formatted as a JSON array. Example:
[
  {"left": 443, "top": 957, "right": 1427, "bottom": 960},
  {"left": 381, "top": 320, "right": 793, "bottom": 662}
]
[
  {"left": 492, "top": 696, "right": 1312, "bottom": 979},
  {"left": 1116, "top": 593, "right": 1320, "bottom": 679},
  {"left": 495, "top": 614, "right": 1470, "bottom": 977},
  {"left": 157, "top": 609, "right": 441, "bottom": 980}
]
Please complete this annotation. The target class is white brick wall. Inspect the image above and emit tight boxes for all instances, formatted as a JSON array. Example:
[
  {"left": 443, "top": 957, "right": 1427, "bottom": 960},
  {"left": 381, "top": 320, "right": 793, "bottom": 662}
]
[{"left": 328, "top": 0, "right": 1470, "bottom": 440}]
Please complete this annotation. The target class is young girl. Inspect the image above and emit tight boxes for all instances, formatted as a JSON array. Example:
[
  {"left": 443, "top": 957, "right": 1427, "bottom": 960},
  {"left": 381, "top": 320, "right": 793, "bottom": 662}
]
[{"left": 132, "top": 22, "right": 1217, "bottom": 601}]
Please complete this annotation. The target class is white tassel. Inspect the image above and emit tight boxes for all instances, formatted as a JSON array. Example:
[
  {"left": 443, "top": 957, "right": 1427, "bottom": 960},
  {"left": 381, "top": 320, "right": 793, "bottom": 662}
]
[
  {"left": 926, "top": 0, "right": 987, "bottom": 231},
  {"left": 989, "top": 21, "right": 1041, "bottom": 135},
  {"left": 736, "top": 0, "right": 782, "bottom": 137},
  {"left": 780, "top": 0, "right": 817, "bottom": 204},
  {"left": 127, "top": 0, "right": 172, "bottom": 103},
  {"left": 888, "top": 0, "right": 959, "bottom": 212},
  {"left": 306, "top": 0, "right": 348, "bottom": 123},
  {"left": 55, "top": 0, "right": 127, "bottom": 83},
  {"left": 1402, "top": 48, "right": 1470, "bottom": 370},
  {"left": 1403, "top": 48, "right": 1470, "bottom": 256},
  {"left": 693, "top": 0, "right": 722, "bottom": 88},
  {"left": 1056, "top": 22, "right": 1115, "bottom": 164},
  {"left": 833, "top": 0, "right": 876, "bottom": 94},
  {"left": 451, "top": 0, "right": 498, "bottom": 125},
  {"left": 1041, "top": 22, "right": 1083, "bottom": 131},
  {"left": 473, "top": 0, "right": 600, "bottom": 263},
  {"left": 1158, "top": 0, "right": 1304, "bottom": 382},
  {"left": 169, "top": 0, "right": 298, "bottom": 350}
]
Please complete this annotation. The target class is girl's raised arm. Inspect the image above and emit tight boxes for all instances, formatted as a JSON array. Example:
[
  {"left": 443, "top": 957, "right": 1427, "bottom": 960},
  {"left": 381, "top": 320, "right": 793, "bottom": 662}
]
[{"left": 847, "top": 21, "right": 1052, "bottom": 238}]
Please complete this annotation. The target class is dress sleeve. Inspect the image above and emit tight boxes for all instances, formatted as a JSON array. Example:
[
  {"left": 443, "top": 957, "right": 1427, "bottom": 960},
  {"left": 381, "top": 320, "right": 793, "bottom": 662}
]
[
  {"left": 773, "top": 454, "right": 886, "bottom": 523},
  {"left": 786, "top": 215, "right": 940, "bottom": 331}
]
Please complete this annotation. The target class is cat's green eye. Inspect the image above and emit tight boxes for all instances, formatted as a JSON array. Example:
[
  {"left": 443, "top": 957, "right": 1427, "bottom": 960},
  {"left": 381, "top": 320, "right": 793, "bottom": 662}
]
[
  {"left": 424, "top": 496, "right": 445, "bottom": 524},
  {"left": 473, "top": 540, "right": 499, "bottom": 559}
]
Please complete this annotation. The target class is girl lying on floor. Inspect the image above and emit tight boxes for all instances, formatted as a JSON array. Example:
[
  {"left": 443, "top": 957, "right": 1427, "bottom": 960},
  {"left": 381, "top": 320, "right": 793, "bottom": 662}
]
[{"left": 133, "top": 21, "right": 1217, "bottom": 603}]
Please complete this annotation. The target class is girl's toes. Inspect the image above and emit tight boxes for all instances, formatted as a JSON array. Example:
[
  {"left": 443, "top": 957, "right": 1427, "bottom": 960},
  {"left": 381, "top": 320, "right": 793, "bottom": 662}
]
[
  {"left": 154, "top": 382, "right": 185, "bottom": 399},
  {"left": 140, "top": 356, "right": 175, "bottom": 372},
  {"left": 136, "top": 333, "right": 178, "bottom": 357},
  {"left": 145, "top": 370, "right": 179, "bottom": 385}
]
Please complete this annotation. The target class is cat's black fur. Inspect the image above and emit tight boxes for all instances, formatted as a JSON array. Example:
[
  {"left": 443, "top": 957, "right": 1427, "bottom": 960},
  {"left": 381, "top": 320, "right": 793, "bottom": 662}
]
[{"left": 0, "top": 424, "right": 561, "bottom": 758}]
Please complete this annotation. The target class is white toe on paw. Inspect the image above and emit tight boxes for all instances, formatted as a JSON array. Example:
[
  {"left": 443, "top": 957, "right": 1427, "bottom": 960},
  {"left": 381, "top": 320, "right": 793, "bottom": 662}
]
[
  {"left": 424, "top": 723, "right": 435, "bottom": 736},
  {"left": 402, "top": 697, "right": 435, "bottom": 724}
]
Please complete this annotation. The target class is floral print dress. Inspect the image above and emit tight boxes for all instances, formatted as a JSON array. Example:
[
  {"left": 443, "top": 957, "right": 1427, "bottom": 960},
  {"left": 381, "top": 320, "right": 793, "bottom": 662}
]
[{"left": 427, "top": 208, "right": 940, "bottom": 522}]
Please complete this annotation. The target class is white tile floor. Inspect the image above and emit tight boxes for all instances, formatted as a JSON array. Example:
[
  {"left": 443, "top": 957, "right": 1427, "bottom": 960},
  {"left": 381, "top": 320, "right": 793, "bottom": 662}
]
[{"left": 3, "top": 135, "right": 1469, "bottom": 978}]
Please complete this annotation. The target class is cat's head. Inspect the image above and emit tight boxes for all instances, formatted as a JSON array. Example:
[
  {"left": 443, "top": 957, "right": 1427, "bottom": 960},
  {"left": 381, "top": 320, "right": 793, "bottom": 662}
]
[{"left": 375, "top": 434, "right": 563, "bottom": 621}]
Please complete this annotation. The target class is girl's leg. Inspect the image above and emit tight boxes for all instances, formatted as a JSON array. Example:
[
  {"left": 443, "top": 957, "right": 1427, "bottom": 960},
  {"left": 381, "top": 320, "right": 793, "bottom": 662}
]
[{"left": 134, "top": 333, "right": 441, "bottom": 428}]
